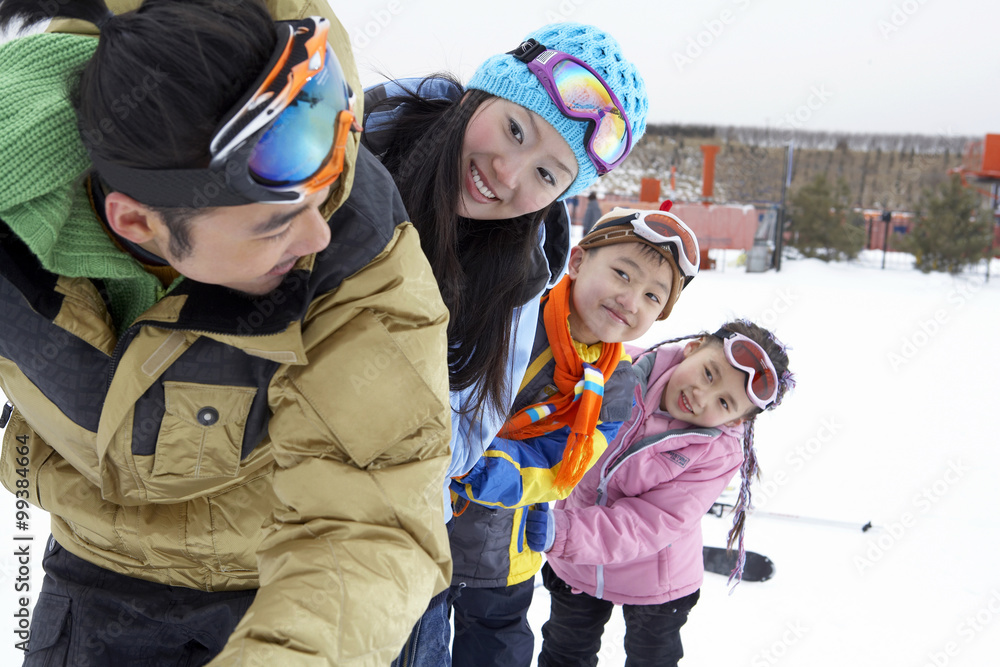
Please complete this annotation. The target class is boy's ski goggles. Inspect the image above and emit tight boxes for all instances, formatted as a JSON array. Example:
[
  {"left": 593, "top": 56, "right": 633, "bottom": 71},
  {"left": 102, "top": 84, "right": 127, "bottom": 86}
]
[
  {"left": 509, "top": 38, "right": 632, "bottom": 174},
  {"left": 714, "top": 329, "right": 779, "bottom": 410},
  {"left": 89, "top": 17, "right": 356, "bottom": 208},
  {"left": 581, "top": 210, "right": 700, "bottom": 287}
]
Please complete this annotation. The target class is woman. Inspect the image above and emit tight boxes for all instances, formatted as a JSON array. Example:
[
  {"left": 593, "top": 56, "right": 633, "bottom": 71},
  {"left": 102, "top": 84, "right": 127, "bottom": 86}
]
[{"left": 362, "top": 22, "right": 650, "bottom": 666}]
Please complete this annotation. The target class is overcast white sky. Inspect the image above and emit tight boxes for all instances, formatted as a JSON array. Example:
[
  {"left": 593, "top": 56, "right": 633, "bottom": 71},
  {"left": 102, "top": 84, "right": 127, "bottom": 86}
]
[{"left": 336, "top": 0, "right": 998, "bottom": 139}]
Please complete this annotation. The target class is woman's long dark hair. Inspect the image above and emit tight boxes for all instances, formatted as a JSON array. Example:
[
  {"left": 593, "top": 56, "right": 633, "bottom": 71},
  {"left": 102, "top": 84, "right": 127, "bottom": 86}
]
[
  {"left": 365, "top": 77, "right": 552, "bottom": 420},
  {"left": 0, "top": 0, "right": 275, "bottom": 252}
]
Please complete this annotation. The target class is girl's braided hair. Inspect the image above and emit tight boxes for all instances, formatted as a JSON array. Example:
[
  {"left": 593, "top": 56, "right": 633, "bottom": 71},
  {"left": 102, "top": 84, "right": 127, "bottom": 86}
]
[{"left": 640, "top": 318, "right": 794, "bottom": 587}]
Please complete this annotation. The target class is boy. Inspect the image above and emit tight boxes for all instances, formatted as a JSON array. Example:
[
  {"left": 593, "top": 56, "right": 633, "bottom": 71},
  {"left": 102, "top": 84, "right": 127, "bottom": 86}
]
[{"left": 447, "top": 206, "right": 701, "bottom": 666}]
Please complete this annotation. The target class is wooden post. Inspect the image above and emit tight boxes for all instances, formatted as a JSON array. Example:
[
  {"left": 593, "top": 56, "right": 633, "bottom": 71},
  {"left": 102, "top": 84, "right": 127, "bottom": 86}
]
[
  {"left": 700, "top": 145, "right": 720, "bottom": 205},
  {"left": 639, "top": 178, "right": 661, "bottom": 204}
]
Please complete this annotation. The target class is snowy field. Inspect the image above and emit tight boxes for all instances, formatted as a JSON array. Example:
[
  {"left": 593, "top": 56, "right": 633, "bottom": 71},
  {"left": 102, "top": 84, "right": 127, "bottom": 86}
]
[
  {"left": 524, "top": 247, "right": 1000, "bottom": 666},
  {"left": 2, "top": 248, "right": 999, "bottom": 666}
]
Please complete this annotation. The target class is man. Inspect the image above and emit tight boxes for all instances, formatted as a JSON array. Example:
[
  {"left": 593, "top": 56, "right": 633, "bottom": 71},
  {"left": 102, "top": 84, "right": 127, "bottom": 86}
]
[{"left": 0, "top": 1, "right": 451, "bottom": 664}]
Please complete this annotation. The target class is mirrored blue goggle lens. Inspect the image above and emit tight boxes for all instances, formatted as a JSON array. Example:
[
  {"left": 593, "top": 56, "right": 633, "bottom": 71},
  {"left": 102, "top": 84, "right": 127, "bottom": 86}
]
[
  {"left": 249, "top": 46, "right": 350, "bottom": 185},
  {"left": 551, "top": 59, "right": 628, "bottom": 165}
]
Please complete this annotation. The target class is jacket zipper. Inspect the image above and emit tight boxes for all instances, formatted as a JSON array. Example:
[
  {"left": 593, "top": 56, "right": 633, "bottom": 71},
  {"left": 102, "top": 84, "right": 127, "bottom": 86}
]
[{"left": 105, "top": 323, "right": 143, "bottom": 392}]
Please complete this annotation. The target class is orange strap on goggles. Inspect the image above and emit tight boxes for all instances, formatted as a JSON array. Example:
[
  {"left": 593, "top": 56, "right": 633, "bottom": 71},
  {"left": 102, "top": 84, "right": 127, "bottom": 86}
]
[{"left": 89, "top": 17, "right": 355, "bottom": 208}]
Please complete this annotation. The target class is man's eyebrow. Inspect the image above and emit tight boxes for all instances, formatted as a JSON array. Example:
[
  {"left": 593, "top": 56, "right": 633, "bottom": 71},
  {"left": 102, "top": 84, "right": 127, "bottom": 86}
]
[
  {"left": 250, "top": 204, "right": 309, "bottom": 235},
  {"left": 525, "top": 111, "right": 575, "bottom": 178}
]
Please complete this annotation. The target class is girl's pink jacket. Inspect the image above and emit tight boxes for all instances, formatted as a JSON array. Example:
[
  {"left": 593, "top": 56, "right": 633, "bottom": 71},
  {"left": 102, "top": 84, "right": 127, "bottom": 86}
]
[{"left": 547, "top": 344, "right": 745, "bottom": 605}]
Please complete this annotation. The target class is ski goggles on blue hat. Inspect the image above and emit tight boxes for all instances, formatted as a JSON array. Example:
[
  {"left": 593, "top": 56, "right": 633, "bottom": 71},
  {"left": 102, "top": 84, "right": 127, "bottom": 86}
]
[
  {"left": 713, "top": 328, "right": 779, "bottom": 410},
  {"left": 509, "top": 38, "right": 632, "bottom": 174},
  {"left": 88, "top": 17, "right": 357, "bottom": 208},
  {"left": 580, "top": 209, "right": 701, "bottom": 287}
]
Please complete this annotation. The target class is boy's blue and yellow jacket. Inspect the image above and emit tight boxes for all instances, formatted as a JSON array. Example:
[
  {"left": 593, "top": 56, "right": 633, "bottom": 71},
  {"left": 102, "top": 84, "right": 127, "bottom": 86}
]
[{"left": 448, "top": 308, "right": 637, "bottom": 588}]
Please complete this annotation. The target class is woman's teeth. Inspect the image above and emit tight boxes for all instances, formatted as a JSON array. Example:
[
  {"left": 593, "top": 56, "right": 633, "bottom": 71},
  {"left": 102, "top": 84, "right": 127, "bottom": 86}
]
[{"left": 471, "top": 164, "right": 497, "bottom": 200}]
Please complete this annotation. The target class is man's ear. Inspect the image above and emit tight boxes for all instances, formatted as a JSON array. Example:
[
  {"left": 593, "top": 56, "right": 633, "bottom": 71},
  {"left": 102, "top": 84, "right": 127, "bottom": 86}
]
[
  {"left": 567, "top": 245, "right": 587, "bottom": 280},
  {"left": 104, "top": 191, "right": 160, "bottom": 245}
]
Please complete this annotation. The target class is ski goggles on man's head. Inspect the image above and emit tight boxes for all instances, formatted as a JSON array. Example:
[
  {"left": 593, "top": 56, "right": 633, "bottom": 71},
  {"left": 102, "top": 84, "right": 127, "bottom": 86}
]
[
  {"left": 89, "top": 16, "right": 356, "bottom": 208},
  {"left": 509, "top": 39, "right": 631, "bottom": 174},
  {"left": 714, "top": 328, "right": 779, "bottom": 411},
  {"left": 581, "top": 209, "right": 700, "bottom": 287}
]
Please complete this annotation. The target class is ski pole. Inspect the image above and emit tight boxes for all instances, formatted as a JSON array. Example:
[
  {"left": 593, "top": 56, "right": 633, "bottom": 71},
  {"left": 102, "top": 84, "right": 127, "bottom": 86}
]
[{"left": 709, "top": 503, "right": 875, "bottom": 532}]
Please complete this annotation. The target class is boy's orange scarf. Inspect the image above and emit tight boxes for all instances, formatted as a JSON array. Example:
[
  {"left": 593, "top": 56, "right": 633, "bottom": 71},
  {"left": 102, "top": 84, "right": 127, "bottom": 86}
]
[{"left": 500, "top": 275, "right": 622, "bottom": 491}]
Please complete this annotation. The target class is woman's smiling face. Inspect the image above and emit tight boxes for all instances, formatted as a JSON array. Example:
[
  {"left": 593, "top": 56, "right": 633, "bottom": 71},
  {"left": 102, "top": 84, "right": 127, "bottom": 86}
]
[{"left": 457, "top": 97, "right": 578, "bottom": 220}]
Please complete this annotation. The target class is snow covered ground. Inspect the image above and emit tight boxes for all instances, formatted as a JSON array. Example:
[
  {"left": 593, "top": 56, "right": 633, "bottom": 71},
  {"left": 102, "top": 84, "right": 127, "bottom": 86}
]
[
  {"left": 524, "top": 246, "right": 1000, "bottom": 666},
  {"left": 2, "top": 248, "right": 999, "bottom": 665}
]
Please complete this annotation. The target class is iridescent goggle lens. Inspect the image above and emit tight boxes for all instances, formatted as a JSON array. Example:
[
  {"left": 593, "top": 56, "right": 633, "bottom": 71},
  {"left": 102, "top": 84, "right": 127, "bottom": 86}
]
[
  {"left": 551, "top": 58, "right": 629, "bottom": 167},
  {"left": 248, "top": 44, "right": 351, "bottom": 186}
]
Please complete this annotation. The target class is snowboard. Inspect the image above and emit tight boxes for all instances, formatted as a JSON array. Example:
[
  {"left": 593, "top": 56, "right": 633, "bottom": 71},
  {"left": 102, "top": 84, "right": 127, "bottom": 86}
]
[{"left": 703, "top": 546, "right": 775, "bottom": 582}]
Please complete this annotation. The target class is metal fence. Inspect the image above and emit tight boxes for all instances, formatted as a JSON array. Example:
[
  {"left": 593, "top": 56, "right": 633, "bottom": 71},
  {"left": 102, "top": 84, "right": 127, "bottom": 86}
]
[{"left": 849, "top": 249, "right": 997, "bottom": 280}]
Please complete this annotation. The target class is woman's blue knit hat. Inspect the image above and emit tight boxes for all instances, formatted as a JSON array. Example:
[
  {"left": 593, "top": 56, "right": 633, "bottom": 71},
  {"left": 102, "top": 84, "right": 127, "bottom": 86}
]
[{"left": 466, "top": 23, "right": 648, "bottom": 199}]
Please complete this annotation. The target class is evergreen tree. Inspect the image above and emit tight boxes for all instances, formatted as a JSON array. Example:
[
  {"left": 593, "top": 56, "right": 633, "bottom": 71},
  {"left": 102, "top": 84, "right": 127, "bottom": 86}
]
[
  {"left": 787, "top": 174, "right": 865, "bottom": 261},
  {"left": 901, "top": 174, "right": 992, "bottom": 273}
]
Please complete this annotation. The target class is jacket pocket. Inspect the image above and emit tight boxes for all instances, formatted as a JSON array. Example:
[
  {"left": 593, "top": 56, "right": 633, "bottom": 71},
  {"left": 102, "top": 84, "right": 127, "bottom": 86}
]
[
  {"left": 185, "top": 469, "right": 276, "bottom": 578},
  {"left": 0, "top": 407, "right": 54, "bottom": 508},
  {"left": 23, "top": 592, "right": 71, "bottom": 659},
  {"left": 153, "top": 382, "right": 257, "bottom": 479}
]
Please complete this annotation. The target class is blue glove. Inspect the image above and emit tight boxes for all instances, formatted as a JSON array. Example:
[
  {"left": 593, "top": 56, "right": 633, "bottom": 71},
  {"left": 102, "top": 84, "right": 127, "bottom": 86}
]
[{"left": 525, "top": 503, "right": 556, "bottom": 553}]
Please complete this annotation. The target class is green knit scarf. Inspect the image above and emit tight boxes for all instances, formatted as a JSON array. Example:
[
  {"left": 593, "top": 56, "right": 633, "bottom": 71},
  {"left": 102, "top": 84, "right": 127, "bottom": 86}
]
[{"left": 0, "top": 33, "right": 161, "bottom": 331}]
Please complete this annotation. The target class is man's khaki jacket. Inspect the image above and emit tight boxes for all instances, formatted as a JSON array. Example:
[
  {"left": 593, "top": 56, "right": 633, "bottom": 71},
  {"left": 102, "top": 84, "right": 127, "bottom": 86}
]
[{"left": 0, "top": 1, "right": 452, "bottom": 663}]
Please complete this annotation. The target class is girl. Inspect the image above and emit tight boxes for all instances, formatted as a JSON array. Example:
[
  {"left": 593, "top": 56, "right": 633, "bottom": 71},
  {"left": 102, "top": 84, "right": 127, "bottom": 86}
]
[
  {"left": 362, "top": 23, "right": 649, "bottom": 666},
  {"left": 534, "top": 319, "right": 794, "bottom": 667}
]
